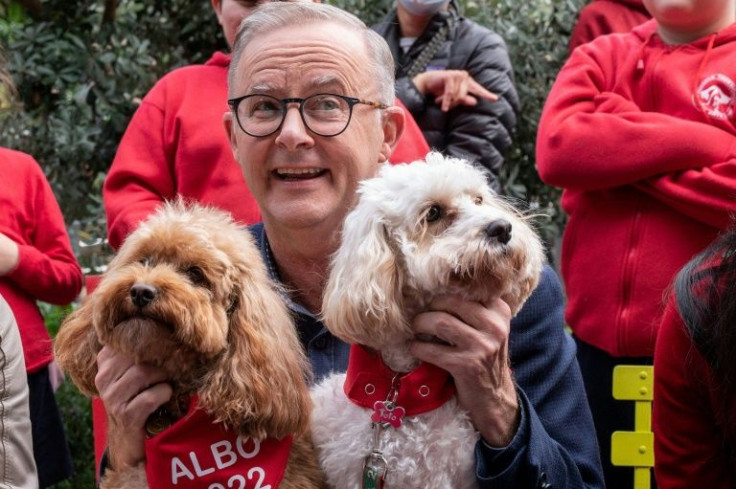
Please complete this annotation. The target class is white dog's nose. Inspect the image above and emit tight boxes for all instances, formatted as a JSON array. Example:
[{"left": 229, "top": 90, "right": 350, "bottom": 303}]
[
  {"left": 130, "top": 283, "right": 158, "bottom": 309},
  {"left": 485, "top": 219, "right": 512, "bottom": 245}
]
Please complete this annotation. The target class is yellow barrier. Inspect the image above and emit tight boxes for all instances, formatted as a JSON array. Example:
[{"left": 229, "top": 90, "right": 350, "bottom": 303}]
[{"left": 611, "top": 365, "right": 655, "bottom": 489}]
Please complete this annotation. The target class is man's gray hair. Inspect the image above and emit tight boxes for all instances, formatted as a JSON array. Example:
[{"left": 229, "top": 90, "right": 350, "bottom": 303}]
[{"left": 228, "top": 1, "right": 395, "bottom": 104}]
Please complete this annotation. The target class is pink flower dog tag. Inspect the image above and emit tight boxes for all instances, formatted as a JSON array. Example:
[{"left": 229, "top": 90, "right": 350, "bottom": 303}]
[{"left": 371, "top": 401, "right": 406, "bottom": 429}]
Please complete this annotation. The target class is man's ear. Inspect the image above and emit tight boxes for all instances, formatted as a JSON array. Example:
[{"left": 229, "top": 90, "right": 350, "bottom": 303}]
[
  {"left": 223, "top": 111, "right": 239, "bottom": 160},
  {"left": 379, "top": 105, "right": 405, "bottom": 163}
]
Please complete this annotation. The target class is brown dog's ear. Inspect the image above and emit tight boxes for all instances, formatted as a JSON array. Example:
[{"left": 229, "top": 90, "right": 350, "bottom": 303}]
[
  {"left": 199, "top": 269, "right": 311, "bottom": 439},
  {"left": 54, "top": 297, "right": 102, "bottom": 397},
  {"left": 322, "top": 209, "right": 407, "bottom": 348}
]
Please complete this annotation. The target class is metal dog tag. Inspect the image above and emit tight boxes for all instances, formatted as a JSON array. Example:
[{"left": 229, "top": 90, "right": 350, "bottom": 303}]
[
  {"left": 145, "top": 407, "right": 174, "bottom": 437},
  {"left": 362, "top": 451, "right": 387, "bottom": 489}
]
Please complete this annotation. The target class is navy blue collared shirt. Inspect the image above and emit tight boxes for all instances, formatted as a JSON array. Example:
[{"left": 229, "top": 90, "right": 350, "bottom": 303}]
[{"left": 250, "top": 223, "right": 349, "bottom": 382}]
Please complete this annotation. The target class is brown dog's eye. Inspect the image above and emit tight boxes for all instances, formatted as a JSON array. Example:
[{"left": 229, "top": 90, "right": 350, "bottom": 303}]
[
  {"left": 426, "top": 204, "right": 442, "bottom": 223},
  {"left": 185, "top": 266, "right": 207, "bottom": 287},
  {"left": 474, "top": 196, "right": 483, "bottom": 205}
]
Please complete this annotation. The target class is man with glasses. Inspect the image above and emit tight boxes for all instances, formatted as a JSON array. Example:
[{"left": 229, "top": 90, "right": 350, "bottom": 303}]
[
  {"left": 103, "top": 0, "right": 429, "bottom": 251},
  {"left": 95, "top": 3, "right": 604, "bottom": 488}
]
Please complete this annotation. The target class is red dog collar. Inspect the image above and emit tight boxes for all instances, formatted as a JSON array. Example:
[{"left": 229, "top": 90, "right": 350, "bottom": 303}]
[{"left": 343, "top": 344, "right": 456, "bottom": 418}]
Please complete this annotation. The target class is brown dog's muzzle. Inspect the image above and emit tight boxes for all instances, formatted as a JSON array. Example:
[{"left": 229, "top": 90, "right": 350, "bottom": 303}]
[{"left": 130, "top": 283, "right": 158, "bottom": 309}]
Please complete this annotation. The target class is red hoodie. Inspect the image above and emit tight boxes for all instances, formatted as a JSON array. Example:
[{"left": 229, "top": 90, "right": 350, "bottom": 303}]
[
  {"left": 0, "top": 148, "right": 83, "bottom": 372},
  {"left": 653, "top": 298, "right": 736, "bottom": 488},
  {"left": 537, "top": 20, "right": 736, "bottom": 357},
  {"left": 104, "top": 52, "right": 430, "bottom": 250},
  {"left": 569, "top": 0, "right": 651, "bottom": 51}
]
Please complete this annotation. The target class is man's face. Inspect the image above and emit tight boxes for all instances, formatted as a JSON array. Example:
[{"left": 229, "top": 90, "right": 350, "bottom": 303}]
[{"left": 224, "top": 23, "right": 403, "bottom": 234}]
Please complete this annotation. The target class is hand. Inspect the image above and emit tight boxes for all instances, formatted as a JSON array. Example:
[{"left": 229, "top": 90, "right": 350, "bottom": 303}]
[
  {"left": 0, "top": 232, "right": 20, "bottom": 276},
  {"left": 95, "top": 346, "right": 172, "bottom": 469},
  {"left": 410, "top": 296, "right": 519, "bottom": 447},
  {"left": 48, "top": 360, "right": 66, "bottom": 392},
  {"left": 412, "top": 70, "right": 499, "bottom": 112}
]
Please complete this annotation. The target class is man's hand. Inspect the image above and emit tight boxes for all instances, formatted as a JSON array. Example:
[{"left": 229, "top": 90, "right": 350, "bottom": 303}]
[
  {"left": 412, "top": 70, "right": 499, "bottom": 112},
  {"left": 95, "top": 346, "right": 172, "bottom": 469},
  {"left": 410, "top": 296, "right": 520, "bottom": 447},
  {"left": 0, "top": 232, "right": 20, "bottom": 276}
]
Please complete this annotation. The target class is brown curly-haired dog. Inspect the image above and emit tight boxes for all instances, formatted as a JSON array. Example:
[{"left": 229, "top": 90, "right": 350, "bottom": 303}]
[{"left": 55, "top": 201, "right": 324, "bottom": 489}]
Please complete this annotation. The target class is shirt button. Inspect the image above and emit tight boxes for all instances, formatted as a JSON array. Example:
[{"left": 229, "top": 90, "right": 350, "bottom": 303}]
[{"left": 313, "top": 337, "right": 328, "bottom": 350}]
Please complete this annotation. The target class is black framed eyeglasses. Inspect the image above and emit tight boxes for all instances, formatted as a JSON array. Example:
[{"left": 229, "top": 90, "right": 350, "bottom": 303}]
[{"left": 227, "top": 93, "right": 389, "bottom": 138}]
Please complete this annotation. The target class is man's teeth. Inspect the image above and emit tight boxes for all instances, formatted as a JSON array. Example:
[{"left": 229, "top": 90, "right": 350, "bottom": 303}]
[{"left": 276, "top": 168, "right": 323, "bottom": 176}]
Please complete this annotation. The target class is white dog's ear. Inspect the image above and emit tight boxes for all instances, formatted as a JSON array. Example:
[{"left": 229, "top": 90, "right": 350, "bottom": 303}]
[{"left": 322, "top": 208, "right": 408, "bottom": 347}]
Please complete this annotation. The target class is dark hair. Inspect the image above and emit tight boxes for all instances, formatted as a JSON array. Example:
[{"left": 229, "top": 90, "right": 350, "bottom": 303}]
[{"left": 675, "top": 227, "right": 736, "bottom": 396}]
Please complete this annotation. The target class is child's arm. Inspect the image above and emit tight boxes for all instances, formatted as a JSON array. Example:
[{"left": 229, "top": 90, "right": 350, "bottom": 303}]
[
  {"left": 635, "top": 153, "right": 736, "bottom": 229},
  {"left": 103, "top": 95, "right": 174, "bottom": 251},
  {"left": 4, "top": 157, "right": 82, "bottom": 305},
  {"left": 536, "top": 44, "right": 736, "bottom": 191}
]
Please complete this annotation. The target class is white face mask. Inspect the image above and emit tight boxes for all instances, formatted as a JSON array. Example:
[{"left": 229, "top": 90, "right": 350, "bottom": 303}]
[{"left": 398, "top": 0, "right": 449, "bottom": 16}]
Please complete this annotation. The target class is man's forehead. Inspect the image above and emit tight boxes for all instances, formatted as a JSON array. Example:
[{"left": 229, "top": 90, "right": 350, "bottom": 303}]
[
  {"left": 245, "top": 21, "right": 365, "bottom": 57},
  {"left": 236, "top": 24, "right": 370, "bottom": 93}
]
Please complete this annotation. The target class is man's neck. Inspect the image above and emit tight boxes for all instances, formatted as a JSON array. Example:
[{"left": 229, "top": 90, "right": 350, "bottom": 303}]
[{"left": 264, "top": 223, "right": 338, "bottom": 314}]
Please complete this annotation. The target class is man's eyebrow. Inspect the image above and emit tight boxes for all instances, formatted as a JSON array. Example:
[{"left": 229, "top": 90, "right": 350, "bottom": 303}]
[
  {"left": 305, "top": 75, "right": 345, "bottom": 92},
  {"left": 248, "top": 76, "right": 347, "bottom": 95},
  {"left": 249, "top": 82, "right": 279, "bottom": 93}
]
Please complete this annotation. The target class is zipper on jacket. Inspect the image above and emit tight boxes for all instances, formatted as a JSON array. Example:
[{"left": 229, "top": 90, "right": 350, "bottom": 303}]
[{"left": 616, "top": 210, "right": 642, "bottom": 355}]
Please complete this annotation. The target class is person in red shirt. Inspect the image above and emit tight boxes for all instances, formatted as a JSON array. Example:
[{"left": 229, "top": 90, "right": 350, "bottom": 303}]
[
  {"left": 569, "top": 0, "right": 651, "bottom": 52},
  {"left": 0, "top": 147, "right": 83, "bottom": 487},
  {"left": 654, "top": 226, "right": 736, "bottom": 488},
  {"left": 536, "top": 0, "right": 736, "bottom": 486},
  {"left": 103, "top": 0, "right": 430, "bottom": 250}
]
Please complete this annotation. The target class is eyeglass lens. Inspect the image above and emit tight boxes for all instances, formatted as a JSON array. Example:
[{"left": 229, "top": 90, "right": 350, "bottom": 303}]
[{"left": 236, "top": 94, "right": 352, "bottom": 137}]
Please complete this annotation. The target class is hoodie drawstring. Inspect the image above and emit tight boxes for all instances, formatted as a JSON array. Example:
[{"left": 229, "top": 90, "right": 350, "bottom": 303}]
[
  {"left": 693, "top": 33, "right": 717, "bottom": 94},
  {"left": 635, "top": 29, "right": 656, "bottom": 73}
]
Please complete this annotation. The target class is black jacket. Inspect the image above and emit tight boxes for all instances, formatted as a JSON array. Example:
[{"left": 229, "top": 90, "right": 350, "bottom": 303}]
[{"left": 373, "top": 6, "right": 519, "bottom": 193}]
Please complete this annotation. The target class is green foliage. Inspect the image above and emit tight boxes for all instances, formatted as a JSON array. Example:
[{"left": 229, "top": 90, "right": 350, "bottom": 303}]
[
  {"left": 51, "top": 382, "right": 95, "bottom": 489},
  {"left": 39, "top": 303, "right": 94, "bottom": 488},
  {"left": 458, "top": 0, "right": 585, "bottom": 248},
  {"left": 0, "top": 0, "right": 220, "bottom": 230},
  {"left": 39, "top": 301, "right": 72, "bottom": 337}
]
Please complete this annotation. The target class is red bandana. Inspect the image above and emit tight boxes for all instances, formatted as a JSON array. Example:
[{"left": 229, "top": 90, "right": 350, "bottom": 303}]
[
  {"left": 343, "top": 344, "right": 456, "bottom": 418},
  {"left": 145, "top": 396, "right": 292, "bottom": 489}
]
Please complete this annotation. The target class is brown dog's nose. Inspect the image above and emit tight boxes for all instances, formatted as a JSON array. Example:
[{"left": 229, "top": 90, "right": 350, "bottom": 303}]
[
  {"left": 130, "top": 283, "right": 158, "bottom": 309},
  {"left": 485, "top": 219, "right": 512, "bottom": 245}
]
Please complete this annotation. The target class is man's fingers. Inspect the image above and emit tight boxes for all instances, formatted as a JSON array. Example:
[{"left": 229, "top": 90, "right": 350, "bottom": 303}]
[
  {"left": 115, "top": 381, "right": 174, "bottom": 428},
  {"left": 413, "top": 310, "right": 477, "bottom": 349}
]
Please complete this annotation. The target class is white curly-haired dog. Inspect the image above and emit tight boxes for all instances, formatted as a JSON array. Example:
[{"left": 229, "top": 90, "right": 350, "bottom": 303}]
[
  {"left": 311, "top": 152, "right": 545, "bottom": 488},
  {"left": 55, "top": 201, "right": 325, "bottom": 489}
]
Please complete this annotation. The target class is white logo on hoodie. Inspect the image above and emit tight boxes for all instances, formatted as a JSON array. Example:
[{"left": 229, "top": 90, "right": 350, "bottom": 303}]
[{"left": 695, "top": 74, "right": 735, "bottom": 121}]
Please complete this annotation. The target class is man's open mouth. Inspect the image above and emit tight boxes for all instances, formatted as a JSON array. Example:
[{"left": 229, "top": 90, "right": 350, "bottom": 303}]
[{"left": 274, "top": 168, "right": 328, "bottom": 181}]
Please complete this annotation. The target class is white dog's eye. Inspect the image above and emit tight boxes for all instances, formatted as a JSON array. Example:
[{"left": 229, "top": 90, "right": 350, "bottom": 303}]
[
  {"left": 426, "top": 204, "right": 442, "bottom": 223},
  {"left": 474, "top": 196, "right": 483, "bottom": 205}
]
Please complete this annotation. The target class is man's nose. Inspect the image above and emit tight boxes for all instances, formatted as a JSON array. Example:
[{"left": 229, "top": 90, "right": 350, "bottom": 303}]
[{"left": 275, "top": 106, "right": 313, "bottom": 150}]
